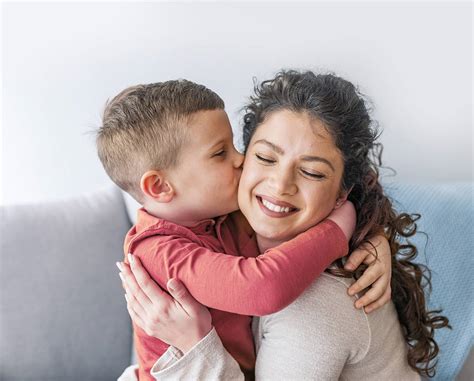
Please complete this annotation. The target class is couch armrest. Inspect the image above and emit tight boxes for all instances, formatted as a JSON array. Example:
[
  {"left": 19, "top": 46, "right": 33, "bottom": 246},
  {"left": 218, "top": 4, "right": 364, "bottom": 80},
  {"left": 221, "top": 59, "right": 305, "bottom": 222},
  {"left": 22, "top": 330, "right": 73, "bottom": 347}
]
[{"left": 0, "top": 187, "right": 133, "bottom": 381}]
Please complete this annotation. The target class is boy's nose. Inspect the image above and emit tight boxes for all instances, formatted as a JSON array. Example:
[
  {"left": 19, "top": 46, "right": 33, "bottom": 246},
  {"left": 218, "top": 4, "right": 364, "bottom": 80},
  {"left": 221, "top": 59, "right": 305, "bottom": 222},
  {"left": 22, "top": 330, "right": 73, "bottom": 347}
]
[{"left": 234, "top": 151, "right": 244, "bottom": 168}]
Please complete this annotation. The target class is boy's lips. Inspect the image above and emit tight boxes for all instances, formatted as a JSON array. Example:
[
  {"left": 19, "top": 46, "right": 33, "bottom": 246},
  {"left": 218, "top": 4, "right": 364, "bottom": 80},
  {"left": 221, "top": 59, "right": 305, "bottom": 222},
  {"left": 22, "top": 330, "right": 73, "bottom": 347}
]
[{"left": 256, "top": 195, "right": 299, "bottom": 218}]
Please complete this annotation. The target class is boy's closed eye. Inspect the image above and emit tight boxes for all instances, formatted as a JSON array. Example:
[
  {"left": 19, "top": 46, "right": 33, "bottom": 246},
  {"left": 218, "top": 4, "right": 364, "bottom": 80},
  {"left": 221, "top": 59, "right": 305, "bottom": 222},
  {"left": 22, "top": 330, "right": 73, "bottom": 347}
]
[{"left": 212, "top": 149, "right": 227, "bottom": 158}]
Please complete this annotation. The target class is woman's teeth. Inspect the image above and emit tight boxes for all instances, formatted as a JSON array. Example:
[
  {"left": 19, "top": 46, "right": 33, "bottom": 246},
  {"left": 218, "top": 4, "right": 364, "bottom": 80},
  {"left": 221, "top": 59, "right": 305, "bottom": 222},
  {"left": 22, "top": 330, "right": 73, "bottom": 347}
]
[{"left": 262, "top": 198, "right": 292, "bottom": 213}]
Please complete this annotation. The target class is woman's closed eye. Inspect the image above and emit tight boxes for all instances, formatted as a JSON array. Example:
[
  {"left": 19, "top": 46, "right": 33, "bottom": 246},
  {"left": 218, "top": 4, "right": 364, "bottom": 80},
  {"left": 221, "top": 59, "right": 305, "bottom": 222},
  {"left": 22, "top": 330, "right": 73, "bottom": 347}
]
[
  {"left": 301, "top": 168, "right": 325, "bottom": 180},
  {"left": 256, "top": 153, "right": 325, "bottom": 179},
  {"left": 255, "top": 153, "right": 275, "bottom": 164}
]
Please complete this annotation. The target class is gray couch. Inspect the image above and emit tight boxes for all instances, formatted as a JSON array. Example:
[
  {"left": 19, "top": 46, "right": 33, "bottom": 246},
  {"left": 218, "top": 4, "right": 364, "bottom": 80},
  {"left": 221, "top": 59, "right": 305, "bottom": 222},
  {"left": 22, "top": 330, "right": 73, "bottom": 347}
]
[{"left": 1, "top": 184, "right": 472, "bottom": 381}]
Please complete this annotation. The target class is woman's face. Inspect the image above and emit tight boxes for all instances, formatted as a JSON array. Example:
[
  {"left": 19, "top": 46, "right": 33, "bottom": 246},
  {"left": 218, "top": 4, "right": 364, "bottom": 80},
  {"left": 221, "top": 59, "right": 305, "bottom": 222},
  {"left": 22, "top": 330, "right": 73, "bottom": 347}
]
[{"left": 238, "top": 109, "right": 345, "bottom": 249}]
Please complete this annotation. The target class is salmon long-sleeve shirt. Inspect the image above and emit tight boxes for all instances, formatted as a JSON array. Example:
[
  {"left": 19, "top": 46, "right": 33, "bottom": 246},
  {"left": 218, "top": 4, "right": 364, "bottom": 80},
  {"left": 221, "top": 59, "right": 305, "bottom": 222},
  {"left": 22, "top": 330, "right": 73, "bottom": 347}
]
[{"left": 124, "top": 208, "right": 348, "bottom": 381}]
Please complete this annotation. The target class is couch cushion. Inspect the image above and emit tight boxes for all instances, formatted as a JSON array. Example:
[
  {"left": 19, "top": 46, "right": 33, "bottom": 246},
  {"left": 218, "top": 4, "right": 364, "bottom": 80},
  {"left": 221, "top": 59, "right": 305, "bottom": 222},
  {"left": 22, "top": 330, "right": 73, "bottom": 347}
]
[
  {"left": 0, "top": 187, "right": 133, "bottom": 381},
  {"left": 386, "top": 182, "right": 473, "bottom": 380},
  {"left": 122, "top": 191, "right": 140, "bottom": 226}
]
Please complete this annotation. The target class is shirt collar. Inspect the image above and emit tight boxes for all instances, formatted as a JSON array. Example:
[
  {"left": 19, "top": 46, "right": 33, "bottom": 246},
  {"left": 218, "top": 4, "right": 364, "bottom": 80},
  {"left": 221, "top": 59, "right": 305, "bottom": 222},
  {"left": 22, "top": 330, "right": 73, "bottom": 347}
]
[{"left": 135, "top": 207, "right": 228, "bottom": 236}]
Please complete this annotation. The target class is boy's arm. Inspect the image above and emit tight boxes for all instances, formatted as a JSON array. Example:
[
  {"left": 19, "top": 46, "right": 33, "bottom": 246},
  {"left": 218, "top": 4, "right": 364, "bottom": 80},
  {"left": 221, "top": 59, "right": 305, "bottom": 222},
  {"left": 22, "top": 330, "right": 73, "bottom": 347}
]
[{"left": 133, "top": 217, "right": 348, "bottom": 316}]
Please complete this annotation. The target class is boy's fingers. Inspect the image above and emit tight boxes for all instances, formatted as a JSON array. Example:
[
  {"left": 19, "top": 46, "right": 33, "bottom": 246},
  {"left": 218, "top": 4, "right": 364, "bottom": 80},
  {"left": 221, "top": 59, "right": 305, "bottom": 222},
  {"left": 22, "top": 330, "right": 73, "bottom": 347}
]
[
  {"left": 167, "top": 278, "right": 202, "bottom": 314},
  {"left": 348, "top": 266, "right": 381, "bottom": 296},
  {"left": 354, "top": 278, "right": 389, "bottom": 309},
  {"left": 345, "top": 247, "right": 371, "bottom": 271},
  {"left": 347, "top": 235, "right": 387, "bottom": 270},
  {"left": 364, "top": 286, "right": 392, "bottom": 313},
  {"left": 363, "top": 252, "right": 378, "bottom": 265},
  {"left": 364, "top": 235, "right": 388, "bottom": 264},
  {"left": 128, "top": 254, "right": 172, "bottom": 303}
]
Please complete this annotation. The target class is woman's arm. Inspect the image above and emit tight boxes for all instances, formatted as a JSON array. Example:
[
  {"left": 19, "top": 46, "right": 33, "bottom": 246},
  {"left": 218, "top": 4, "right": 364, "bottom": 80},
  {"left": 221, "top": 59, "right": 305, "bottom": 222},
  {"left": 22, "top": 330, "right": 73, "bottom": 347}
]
[{"left": 119, "top": 259, "right": 244, "bottom": 380}]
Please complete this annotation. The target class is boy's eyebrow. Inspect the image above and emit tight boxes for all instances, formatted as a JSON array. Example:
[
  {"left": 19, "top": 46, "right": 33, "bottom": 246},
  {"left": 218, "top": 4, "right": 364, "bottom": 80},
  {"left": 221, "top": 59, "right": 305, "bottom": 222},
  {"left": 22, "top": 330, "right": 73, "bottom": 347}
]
[
  {"left": 208, "top": 139, "right": 226, "bottom": 150},
  {"left": 254, "top": 139, "right": 335, "bottom": 172}
]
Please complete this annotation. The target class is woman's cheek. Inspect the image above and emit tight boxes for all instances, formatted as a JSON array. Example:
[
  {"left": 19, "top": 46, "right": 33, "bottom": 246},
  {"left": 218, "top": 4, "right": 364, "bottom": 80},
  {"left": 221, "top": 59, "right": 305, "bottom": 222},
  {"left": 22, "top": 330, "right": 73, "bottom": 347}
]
[
  {"left": 306, "top": 188, "right": 335, "bottom": 218},
  {"left": 239, "top": 162, "right": 258, "bottom": 192}
]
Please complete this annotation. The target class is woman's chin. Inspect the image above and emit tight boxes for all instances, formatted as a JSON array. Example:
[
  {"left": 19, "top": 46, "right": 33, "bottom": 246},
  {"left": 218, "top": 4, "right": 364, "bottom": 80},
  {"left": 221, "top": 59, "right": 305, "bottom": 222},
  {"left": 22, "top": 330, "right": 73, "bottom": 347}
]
[{"left": 254, "top": 228, "right": 295, "bottom": 246}]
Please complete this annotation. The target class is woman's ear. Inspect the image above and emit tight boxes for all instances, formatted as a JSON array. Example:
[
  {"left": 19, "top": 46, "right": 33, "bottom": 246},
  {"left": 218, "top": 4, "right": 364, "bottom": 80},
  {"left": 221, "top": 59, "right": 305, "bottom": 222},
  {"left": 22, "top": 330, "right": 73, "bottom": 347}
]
[
  {"left": 334, "top": 194, "right": 348, "bottom": 209},
  {"left": 334, "top": 185, "right": 354, "bottom": 209},
  {"left": 140, "top": 170, "right": 175, "bottom": 203}
]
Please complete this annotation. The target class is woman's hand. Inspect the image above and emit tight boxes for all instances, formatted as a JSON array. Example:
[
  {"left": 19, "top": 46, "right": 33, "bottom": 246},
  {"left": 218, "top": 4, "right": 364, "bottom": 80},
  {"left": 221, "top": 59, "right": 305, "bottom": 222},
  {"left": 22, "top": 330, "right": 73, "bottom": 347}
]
[
  {"left": 117, "top": 254, "right": 212, "bottom": 353},
  {"left": 343, "top": 235, "right": 392, "bottom": 313}
]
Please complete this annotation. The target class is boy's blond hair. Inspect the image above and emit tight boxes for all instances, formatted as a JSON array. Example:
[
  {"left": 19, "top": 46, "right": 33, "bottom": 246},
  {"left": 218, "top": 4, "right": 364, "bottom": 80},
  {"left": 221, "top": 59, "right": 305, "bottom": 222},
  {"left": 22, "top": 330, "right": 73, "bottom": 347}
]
[{"left": 96, "top": 80, "right": 224, "bottom": 203}]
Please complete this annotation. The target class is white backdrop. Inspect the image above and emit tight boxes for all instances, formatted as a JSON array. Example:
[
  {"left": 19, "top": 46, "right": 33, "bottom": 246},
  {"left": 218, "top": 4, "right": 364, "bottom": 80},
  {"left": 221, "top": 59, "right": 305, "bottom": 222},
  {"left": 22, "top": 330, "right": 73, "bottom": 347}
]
[{"left": 2, "top": 1, "right": 472, "bottom": 205}]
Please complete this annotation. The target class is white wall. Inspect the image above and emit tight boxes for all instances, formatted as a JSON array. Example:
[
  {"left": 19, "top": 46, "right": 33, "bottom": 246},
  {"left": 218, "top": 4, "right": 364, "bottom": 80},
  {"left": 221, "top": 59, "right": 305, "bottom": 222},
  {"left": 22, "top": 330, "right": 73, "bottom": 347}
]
[{"left": 2, "top": 1, "right": 472, "bottom": 205}]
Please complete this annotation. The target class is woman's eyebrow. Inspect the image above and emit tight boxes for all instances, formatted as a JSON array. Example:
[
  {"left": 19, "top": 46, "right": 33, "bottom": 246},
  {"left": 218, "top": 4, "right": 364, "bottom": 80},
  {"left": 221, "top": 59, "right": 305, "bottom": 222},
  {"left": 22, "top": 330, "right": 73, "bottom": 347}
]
[
  {"left": 300, "top": 155, "right": 335, "bottom": 172},
  {"left": 254, "top": 139, "right": 284, "bottom": 154}
]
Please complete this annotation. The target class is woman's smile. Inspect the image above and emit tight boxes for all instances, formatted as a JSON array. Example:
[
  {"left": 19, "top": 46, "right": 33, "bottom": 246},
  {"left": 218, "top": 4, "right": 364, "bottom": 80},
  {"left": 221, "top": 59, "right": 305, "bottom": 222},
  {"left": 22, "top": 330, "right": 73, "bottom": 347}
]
[{"left": 256, "top": 195, "right": 299, "bottom": 217}]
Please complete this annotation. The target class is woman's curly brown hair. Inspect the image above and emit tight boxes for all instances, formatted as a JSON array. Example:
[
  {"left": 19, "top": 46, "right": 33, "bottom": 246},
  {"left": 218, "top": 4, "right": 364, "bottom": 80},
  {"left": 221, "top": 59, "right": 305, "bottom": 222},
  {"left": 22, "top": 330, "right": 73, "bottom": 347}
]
[{"left": 241, "top": 69, "right": 450, "bottom": 378}]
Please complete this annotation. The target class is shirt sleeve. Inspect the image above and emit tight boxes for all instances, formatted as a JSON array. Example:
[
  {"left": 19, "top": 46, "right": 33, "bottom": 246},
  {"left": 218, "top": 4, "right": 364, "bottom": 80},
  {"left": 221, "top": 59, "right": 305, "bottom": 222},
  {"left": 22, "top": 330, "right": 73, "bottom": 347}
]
[
  {"left": 135, "top": 219, "right": 348, "bottom": 315},
  {"left": 149, "top": 328, "right": 244, "bottom": 381}
]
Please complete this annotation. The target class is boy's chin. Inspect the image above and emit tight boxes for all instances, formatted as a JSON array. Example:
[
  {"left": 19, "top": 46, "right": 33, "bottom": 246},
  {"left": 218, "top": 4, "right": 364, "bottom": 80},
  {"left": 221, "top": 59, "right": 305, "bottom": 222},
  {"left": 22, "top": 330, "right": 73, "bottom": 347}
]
[
  {"left": 224, "top": 197, "right": 239, "bottom": 211},
  {"left": 223, "top": 203, "right": 240, "bottom": 215}
]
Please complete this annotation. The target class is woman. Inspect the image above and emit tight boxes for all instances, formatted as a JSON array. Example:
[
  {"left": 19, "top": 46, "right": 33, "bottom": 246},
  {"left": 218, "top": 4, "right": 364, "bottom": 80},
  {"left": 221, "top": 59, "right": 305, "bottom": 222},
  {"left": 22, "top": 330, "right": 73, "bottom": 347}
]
[{"left": 119, "top": 70, "right": 449, "bottom": 379}]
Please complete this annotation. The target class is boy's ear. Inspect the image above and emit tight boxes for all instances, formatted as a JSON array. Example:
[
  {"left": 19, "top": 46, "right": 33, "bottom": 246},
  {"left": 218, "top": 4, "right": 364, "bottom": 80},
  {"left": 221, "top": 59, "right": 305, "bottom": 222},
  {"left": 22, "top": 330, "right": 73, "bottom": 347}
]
[{"left": 140, "top": 170, "right": 175, "bottom": 203}]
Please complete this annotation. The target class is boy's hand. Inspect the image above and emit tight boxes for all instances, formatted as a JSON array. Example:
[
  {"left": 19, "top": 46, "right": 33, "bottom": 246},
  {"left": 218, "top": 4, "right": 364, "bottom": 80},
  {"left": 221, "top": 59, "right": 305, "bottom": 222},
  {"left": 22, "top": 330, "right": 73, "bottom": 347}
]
[
  {"left": 327, "top": 200, "right": 357, "bottom": 240},
  {"left": 344, "top": 235, "right": 392, "bottom": 313},
  {"left": 117, "top": 254, "right": 212, "bottom": 353}
]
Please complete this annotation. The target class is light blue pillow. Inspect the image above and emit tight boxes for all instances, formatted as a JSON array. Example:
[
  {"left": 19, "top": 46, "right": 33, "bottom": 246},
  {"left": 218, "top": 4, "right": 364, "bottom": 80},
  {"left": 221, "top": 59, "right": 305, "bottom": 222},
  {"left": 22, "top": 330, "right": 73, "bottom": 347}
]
[{"left": 386, "top": 183, "right": 473, "bottom": 380}]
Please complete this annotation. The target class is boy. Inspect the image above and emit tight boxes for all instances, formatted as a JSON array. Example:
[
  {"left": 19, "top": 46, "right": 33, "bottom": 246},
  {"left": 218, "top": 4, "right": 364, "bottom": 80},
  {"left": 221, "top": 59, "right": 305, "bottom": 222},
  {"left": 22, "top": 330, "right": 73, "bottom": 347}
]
[{"left": 97, "top": 80, "right": 371, "bottom": 380}]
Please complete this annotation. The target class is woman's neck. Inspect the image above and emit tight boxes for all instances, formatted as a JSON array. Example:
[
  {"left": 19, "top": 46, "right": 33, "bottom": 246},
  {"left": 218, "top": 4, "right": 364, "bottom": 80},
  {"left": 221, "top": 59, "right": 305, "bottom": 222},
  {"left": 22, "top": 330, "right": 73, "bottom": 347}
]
[{"left": 256, "top": 235, "right": 286, "bottom": 253}]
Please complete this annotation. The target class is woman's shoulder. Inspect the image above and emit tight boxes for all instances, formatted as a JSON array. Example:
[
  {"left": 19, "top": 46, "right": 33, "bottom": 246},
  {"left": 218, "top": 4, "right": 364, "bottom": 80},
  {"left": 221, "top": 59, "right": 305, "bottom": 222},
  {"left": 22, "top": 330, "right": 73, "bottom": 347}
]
[
  {"left": 320, "top": 271, "right": 354, "bottom": 288},
  {"left": 260, "top": 272, "right": 364, "bottom": 324},
  {"left": 256, "top": 272, "right": 372, "bottom": 364},
  {"left": 303, "top": 271, "right": 357, "bottom": 302},
  {"left": 311, "top": 274, "right": 411, "bottom": 369}
]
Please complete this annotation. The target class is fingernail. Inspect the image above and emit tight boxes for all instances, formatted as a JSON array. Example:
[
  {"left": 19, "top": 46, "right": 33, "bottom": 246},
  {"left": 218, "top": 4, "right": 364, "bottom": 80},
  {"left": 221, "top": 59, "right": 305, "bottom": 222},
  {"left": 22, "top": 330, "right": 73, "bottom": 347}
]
[
  {"left": 116, "top": 262, "right": 123, "bottom": 271},
  {"left": 128, "top": 253, "right": 134, "bottom": 265},
  {"left": 124, "top": 294, "right": 129, "bottom": 302},
  {"left": 345, "top": 264, "right": 354, "bottom": 271},
  {"left": 168, "top": 278, "right": 177, "bottom": 292},
  {"left": 119, "top": 272, "right": 124, "bottom": 282}
]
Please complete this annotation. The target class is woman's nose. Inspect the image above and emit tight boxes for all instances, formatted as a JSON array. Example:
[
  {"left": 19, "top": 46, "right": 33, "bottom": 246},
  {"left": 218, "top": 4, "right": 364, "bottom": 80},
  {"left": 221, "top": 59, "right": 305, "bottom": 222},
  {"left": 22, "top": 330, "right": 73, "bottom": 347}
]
[{"left": 268, "top": 169, "right": 297, "bottom": 196}]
